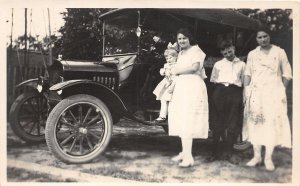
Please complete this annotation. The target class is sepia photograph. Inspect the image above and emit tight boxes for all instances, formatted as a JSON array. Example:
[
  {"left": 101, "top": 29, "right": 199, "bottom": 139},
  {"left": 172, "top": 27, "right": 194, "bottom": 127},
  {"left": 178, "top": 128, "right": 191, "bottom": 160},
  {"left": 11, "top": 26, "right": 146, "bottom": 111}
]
[{"left": 1, "top": 0, "right": 300, "bottom": 184}]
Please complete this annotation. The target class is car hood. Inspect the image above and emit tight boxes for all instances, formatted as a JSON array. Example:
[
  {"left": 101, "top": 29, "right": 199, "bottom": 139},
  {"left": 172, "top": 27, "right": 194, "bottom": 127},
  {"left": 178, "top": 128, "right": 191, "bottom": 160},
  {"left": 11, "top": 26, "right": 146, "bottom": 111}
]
[{"left": 61, "top": 60, "right": 117, "bottom": 73}]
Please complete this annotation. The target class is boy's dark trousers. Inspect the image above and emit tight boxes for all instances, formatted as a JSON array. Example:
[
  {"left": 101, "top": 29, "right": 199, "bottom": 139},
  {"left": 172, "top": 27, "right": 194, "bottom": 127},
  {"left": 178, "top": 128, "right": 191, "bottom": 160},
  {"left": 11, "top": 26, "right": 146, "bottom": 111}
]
[
  {"left": 208, "top": 84, "right": 243, "bottom": 162},
  {"left": 210, "top": 130, "right": 237, "bottom": 161}
]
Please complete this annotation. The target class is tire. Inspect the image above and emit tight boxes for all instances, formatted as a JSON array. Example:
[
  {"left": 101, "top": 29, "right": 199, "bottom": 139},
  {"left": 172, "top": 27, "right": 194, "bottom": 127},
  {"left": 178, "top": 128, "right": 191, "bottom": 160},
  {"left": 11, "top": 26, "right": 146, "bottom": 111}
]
[
  {"left": 233, "top": 141, "right": 251, "bottom": 151},
  {"left": 9, "top": 92, "right": 47, "bottom": 143},
  {"left": 45, "top": 94, "right": 113, "bottom": 164},
  {"left": 233, "top": 133, "right": 251, "bottom": 151}
]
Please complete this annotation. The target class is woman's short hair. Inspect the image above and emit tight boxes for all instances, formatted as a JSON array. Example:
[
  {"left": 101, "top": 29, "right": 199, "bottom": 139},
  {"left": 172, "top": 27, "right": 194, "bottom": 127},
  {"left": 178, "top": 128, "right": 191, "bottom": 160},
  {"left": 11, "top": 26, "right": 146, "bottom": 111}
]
[
  {"left": 176, "top": 28, "right": 197, "bottom": 45},
  {"left": 164, "top": 48, "right": 178, "bottom": 57},
  {"left": 256, "top": 25, "right": 272, "bottom": 37}
]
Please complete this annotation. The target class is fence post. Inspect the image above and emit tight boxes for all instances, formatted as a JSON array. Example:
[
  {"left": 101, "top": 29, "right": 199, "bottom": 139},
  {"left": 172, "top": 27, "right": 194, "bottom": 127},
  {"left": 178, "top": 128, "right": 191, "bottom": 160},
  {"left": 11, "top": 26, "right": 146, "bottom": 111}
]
[{"left": 12, "top": 67, "right": 17, "bottom": 100}]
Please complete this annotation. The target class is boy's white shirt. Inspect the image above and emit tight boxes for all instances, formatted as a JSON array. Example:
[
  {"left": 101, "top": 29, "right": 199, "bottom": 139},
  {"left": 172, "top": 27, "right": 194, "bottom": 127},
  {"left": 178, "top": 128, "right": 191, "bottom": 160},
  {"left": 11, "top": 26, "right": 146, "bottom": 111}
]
[{"left": 210, "top": 57, "right": 245, "bottom": 87}]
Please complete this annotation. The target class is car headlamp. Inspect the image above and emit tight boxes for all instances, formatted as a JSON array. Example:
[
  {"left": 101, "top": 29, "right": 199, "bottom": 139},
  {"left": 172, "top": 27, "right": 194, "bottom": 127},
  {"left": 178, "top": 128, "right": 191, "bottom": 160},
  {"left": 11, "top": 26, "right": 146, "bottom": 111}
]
[
  {"left": 37, "top": 77, "right": 44, "bottom": 93},
  {"left": 57, "top": 89, "right": 63, "bottom": 95},
  {"left": 37, "top": 84, "right": 43, "bottom": 93}
]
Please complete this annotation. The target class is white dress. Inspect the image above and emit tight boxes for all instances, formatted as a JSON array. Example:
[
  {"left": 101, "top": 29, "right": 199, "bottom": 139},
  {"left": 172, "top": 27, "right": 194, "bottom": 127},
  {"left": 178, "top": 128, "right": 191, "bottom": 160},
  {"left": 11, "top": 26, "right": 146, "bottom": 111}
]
[
  {"left": 168, "top": 45, "right": 209, "bottom": 139},
  {"left": 242, "top": 45, "right": 292, "bottom": 148}
]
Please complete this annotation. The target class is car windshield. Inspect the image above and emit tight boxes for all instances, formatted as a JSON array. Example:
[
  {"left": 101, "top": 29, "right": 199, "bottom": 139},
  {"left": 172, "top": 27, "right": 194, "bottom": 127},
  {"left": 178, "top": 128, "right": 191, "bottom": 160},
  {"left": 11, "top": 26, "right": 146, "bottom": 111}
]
[{"left": 103, "top": 12, "right": 138, "bottom": 56}]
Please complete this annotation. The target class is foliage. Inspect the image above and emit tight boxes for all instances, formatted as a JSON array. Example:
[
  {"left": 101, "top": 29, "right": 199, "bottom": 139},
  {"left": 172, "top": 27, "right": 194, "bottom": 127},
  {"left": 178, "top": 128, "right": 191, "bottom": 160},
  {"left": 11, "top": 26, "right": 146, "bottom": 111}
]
[
  {"left": 54, "top": 9, "right": 112, "bottom": 60},
  {"left": 13, "top": 35, "right": 37, "bottom": 49},
  {"left": 11, "top": 34, "right": 59, "bottom": 56},
  {"left": 104, "top": 21, "right": 139, "bottom": 55},
  {"left": 237, "top": 9, "right": 292, "bottom": 32}
]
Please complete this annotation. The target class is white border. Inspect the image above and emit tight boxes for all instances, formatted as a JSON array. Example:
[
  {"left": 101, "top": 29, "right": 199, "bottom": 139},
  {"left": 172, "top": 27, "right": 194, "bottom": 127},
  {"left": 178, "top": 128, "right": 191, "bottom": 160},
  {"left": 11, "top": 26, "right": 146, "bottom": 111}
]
[{"left": 1, "top": 0, "right": 299, "bottom": 186}]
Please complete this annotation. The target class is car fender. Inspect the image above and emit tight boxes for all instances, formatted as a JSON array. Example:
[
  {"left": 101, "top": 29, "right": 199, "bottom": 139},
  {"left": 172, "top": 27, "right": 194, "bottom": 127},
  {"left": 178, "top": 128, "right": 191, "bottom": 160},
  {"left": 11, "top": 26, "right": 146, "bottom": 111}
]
[
  {"left": 50, "top": 79, "right": 129, "bottom": 115},
  {"left": 16, "top": 78, "right": 39, "bottom": 89},
  {"left": 49, "top": 79, "right": 93, "bottom": 91}
]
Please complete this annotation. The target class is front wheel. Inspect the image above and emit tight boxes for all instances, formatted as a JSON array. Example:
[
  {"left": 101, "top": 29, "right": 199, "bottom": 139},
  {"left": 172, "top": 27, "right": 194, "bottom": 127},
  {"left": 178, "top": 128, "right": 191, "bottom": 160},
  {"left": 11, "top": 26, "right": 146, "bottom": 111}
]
[{"left": 45, "top": 94, "right": 112, "bottom": 164}]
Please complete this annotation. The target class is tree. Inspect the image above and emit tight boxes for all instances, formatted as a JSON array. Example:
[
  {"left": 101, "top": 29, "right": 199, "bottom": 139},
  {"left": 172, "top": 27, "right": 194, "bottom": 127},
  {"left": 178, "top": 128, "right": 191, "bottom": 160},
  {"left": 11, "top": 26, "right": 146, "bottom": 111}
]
[
  {"left": 54, "top": 9, "right": 112, "bottom": 60},
  {"left": 13, "top": 35, "right": 37, "bottom": 50},
  {"left": 41, "top": 35, "right": 59, "bottom": 54},
  {"left": 237, "top": 9, "right": 292, "bottom": 32}
]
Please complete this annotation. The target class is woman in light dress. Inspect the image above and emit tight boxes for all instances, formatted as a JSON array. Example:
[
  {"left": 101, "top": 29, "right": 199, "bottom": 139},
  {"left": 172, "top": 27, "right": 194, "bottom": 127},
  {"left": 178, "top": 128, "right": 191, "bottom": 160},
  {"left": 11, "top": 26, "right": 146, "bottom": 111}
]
[
  {"left": 243, "top": 27, "right": 292, "bottom": 171},
  {"left": 168, "top": 28, "right": 209, "bottom": 167}
]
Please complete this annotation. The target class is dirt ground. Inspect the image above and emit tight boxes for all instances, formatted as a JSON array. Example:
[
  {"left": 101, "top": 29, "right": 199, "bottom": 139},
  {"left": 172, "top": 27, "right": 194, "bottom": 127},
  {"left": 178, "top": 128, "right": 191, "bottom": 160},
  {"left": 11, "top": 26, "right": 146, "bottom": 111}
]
[{"left": 6, "top": 119, "right": 292, "bottom": 183}]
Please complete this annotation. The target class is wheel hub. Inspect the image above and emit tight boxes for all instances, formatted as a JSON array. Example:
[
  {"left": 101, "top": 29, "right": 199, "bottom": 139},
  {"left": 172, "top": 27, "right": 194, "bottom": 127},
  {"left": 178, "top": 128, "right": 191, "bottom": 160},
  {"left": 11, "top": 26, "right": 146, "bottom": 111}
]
[{"left": 78, "top": 127, "right": 87, "bottom": 134}]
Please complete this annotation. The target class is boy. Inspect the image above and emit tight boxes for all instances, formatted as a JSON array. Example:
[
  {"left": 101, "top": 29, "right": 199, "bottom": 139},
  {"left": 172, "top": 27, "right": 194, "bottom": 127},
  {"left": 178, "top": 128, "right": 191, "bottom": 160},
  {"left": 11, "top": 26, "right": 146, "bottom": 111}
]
[{"left": 208, "top": 40, "right": 245, "bottom": 164}]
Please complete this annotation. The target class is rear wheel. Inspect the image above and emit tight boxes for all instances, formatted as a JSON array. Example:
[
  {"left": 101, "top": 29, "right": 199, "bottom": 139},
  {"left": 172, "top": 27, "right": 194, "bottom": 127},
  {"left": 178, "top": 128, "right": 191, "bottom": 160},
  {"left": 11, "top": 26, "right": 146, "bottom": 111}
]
[
  {"left": 233, "top": 141, "right": 251, "bottom": 151},
  {"left": 9, "top": 92, "right": 47, "bottom": 143},
  {"left": 233, "top": 133, "right": 251, "bottom": 151},
  {"left": 45, "top": 94, "right": 112, "bottom": 164}
]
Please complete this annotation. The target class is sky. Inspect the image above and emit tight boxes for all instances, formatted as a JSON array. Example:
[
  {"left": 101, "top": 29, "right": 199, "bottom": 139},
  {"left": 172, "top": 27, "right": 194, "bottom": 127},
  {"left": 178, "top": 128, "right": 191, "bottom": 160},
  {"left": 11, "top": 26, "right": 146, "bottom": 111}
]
[{"left": 5, "top": 8, "right": 66, "bottom": 45}]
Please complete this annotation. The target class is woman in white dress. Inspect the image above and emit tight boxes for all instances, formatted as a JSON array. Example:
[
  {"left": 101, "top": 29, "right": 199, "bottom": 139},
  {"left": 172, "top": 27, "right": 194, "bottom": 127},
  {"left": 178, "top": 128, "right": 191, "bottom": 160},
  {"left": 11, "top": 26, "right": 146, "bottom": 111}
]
[
  {"left": 243, "top": 27, "right": 292, "bottom": 171},
  {"left": 168, "top": 28, "right": 209, "bottom": 167}
]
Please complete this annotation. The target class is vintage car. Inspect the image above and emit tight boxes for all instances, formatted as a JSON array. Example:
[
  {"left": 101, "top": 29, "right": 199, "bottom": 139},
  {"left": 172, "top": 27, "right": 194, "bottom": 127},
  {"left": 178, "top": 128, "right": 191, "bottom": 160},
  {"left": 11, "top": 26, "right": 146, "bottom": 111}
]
[{"left": 12, "top": 8, "right": 261, "bottom": 163}]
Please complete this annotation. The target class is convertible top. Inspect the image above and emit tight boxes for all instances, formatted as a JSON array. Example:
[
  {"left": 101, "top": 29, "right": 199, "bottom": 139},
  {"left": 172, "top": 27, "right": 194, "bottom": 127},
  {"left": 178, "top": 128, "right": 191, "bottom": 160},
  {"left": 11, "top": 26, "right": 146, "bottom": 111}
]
[{"left": 99, "top": 8, "right": 261, "bottom": 30}]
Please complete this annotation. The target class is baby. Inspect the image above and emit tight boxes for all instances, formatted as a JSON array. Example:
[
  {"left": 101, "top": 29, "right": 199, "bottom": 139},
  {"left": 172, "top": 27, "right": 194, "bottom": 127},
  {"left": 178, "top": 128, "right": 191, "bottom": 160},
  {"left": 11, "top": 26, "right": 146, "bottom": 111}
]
[{"left": 153, "top": 47, "right": 178, "bottom": 123}]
